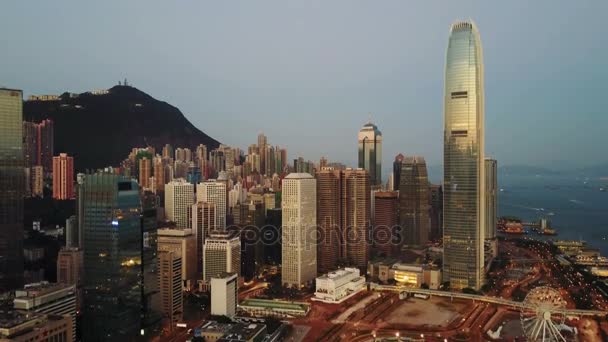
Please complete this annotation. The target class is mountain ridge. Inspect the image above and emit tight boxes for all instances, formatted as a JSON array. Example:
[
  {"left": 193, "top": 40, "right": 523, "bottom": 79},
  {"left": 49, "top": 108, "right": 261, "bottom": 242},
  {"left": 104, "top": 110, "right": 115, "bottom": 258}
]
[{"left": 24, "top": 85, "right": 220, "bottom": 172}]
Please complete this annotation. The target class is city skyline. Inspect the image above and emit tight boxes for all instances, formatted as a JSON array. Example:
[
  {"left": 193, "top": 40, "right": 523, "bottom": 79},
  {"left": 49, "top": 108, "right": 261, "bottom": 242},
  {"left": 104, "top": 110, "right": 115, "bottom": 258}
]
[{"left": 1, "top": 1, "right": 607, "bottom": 170}]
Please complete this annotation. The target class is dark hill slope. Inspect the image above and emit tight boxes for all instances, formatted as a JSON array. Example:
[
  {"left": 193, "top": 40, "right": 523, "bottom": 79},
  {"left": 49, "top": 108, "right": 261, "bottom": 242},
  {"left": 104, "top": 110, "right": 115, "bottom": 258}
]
[{"left": 24, "top": 85, "right": 220, "bottom": 172}]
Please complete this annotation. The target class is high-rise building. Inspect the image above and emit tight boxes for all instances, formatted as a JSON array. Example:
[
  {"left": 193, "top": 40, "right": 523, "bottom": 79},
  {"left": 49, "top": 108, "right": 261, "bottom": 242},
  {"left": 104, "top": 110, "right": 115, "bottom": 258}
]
[
  {"left": 203, "top": 231, "right": 241, "bottom": 281},
  {"left": 14, "top": 282, "right": 77, "bottom": 341},
  {"left": 257, "top": 133, "right": 267, "bottom": 174},
  {"left": 52, "top": 153, "right": 74, "bottom": 200},
  {"left": 139, "top": 156, "right": 152, "bottom": 189},
  {"left": 443, "top": 21, "right": 486, "bottom": 290},
  {"left": 37, "top": 119, "right": 54, "bottom": 172},
  {"left": 158, "top": 250, "right": 183, "bottom": 329},
  {"left": 81, "top": 173, "right": 142, "bottom": 341},
  {"left": 23, "top": 121, "right": 38, "bottom": 168},
  {"left": 191, "top": 201, "right": 216, "bottom": 273},
  {"left": 357, "top": 121, "right": 382, "bottom": 187},
  {"left": 373, "top": 191, "right": 399, "bottom": 257},
  {"left": 484, "top": 158, "right": 497, "bottom": 240},
  {"left": 197, "top": 180, "right": 227, "bottom": 230},
  {"left": 158, "top": 228, "right": 197, "bottom": 286},
  {"left": 31, "top": 165, "right": 44, "bottom": 198},
  {"left": 162, "top": 144, "right": 174, "bottom": 160},
  {"left": 281, "top": 173, "right": 317, "bottom": 288},
  {"left": 57, "top": 247, "right": 83, "bottom": 287},
  {"left": 141, "top": 191, "right": 161, "bottom": 332},
  {"left": 429, "top": 184, "right": 444, "bottom": 241},
  {"left": 392, "top": 153, "right": 405, "bottom": 191},
  {"left": 210, "top": 273, "right": 238, "bottom": 318},
  {"left": 340, "top": 168, "right": 370, "bottom": 271},
  {"left": 316, "top": 167, "right": 341, "bottom": 274},
  {"left": 0, "top": 88, "right": 24, "bottom": 291},
  {"left": 165, "top": 179, "right": 194, "bottom": 228},
  {"left": 398, "top": 156, "right": 430, "bottom": 246}
]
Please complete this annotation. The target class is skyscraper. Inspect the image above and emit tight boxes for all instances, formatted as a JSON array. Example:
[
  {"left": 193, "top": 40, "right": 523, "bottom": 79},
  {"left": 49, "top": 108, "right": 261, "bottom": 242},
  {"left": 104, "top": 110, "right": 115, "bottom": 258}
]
[
  {"left": 157, "top": 228, "right": 197, "bottom": 285},
  {"left": 484, "top": 158, "right": 497, "bottom": 240},
  {"left": 373, "top": 191, "right": 399, "bottom": 257},
  {"left": 197, "top": 180, "right": 227, "bottom": 230},
  {"left": 398, "top": 156, "right": 430, "bottom": 246},
  {"left": 392, "top": 153, "right": 405, "bottom": 191},
  {"left": 281, "top": 173, "right": 317, "bottom": 288},
  {"left": 340, "top": 168, "right": 370, "bottom": 271},
  {"left": 23, "top": 121, "right": 37, "bottom": 168},
  {"left": 203, "top": 231, "right": 241, "bottom": 281},
  {"left": 357, "top": 121, "right": 382, "bottom": 187},
  {"left": 316, "top": 168, "right": 341, "bottom": 274},
  {"left": 210, "top": 273, "right": 238, "bottom": 318},
  {"left": 139, "top": 156, "right": 152, "bottom": 189},
  {"left": 443, "top": 21, "right": 486, "bottom": 290},
  {"left": 0, "top": 88, "right": 24, "bottom": 291},
  {"left": 165, "top": 179, "right": 195, "bottom": 229},
  {"left": 158, "top": 250, "right": 183, "bottom": 329},
  {"left": 81, "top": 173, "right": 142, "bottom": 341},
  {"left": 37, "top": 118, "right": 54, "bottom": 172},
  {"left": 52, "top": 153, "right": 74, "bottom": 200},
  {"left": 192, "top": 201, "right": 216, "bottom": 273}
]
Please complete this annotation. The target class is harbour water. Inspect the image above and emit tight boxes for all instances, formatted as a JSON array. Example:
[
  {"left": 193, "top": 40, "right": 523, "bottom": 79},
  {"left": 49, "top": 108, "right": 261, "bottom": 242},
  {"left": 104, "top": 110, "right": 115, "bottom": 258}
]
[{"left": 498, "top": 174, "right": 608, "bottom": 255}]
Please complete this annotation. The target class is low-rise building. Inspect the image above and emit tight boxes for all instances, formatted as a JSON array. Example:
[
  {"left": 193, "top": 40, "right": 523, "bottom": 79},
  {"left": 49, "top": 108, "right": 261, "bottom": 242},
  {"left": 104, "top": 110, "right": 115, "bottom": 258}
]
[
  {"left": 0, "top": 312, "right": 73, "bottom": 342},
  {"left": 313, "top": 267, "right": 366, "bottom": 303},
  {"left": 238, "top": 299, "right": 309, "bottom": 318}
]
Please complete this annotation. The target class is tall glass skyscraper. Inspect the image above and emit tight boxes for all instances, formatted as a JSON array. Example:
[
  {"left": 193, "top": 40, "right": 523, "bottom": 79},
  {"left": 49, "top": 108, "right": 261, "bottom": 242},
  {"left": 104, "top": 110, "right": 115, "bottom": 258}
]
[
  {"left": 82, "top": 172, "right": 143, "bottom": 341},
  {"left": 443, "top": 21, "right": 485, "bottom": 290},
  {"left": 0, "top": 88, "right": 24, "bottom": 291},
  {"left": 357, "top": 122, "right": 382, "bottom": 187}
]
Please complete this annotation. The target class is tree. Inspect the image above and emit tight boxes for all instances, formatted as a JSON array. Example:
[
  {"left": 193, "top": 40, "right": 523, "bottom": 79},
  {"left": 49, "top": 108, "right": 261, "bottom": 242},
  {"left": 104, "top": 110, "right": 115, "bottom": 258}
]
[{"left": 462, "top": 287, "right": 478, "bottom": 295}]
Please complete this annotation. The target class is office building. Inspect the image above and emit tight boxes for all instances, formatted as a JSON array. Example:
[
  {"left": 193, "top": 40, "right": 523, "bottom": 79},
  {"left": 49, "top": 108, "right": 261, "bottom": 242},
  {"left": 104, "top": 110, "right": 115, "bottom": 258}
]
[
  {"left": 0, "top": 88, "right": 24, "bottom": 291},
  {"left": 203, "top": 231, "right": 241, "bottom": 282},
  {"left": 392, "top": 153, "right": 405, "bottom": 191},
  {"left": 81, "top": 172, "right": 142, "bottom": 341},
  {"left": 484, "top": 158, "right": 498, "bottom": 240},
  {"left": 139, "top": 156, "right": 152, "bottom": 189},
  {"left": 357, "top": 121, "right": 382, "bottom": 187},
  {"left": 31, "top": 165, "right": 44, "bottom": 198},
  {"left": 197, "top": 180, "right": 227, "bottom": 230},
  {"left": 37, "top": 119, "right": 54, "bottom": 172},
  {"left": 340, "top": 168, "right": 370, "bottom": 271},
  {"left": 157, "top": 228, "right": 197, "bottom": 285},
  {"left": 14, "top": 282, "right": 77, "bottom": 341},
  {"left": 192, "top": 201, "right": 217, "bottom": 273},
  {"left": 429, "top": 184, "right": 443, "bottom": 241},
  {"left": 23, "top": 121, "right": 37, "bottom": 168},
  {"left": 52, "top": 153, "right": 74, "bottom": 200},
  {"left": 158, "top": 250, "right": 182, "bottom": 328},
  {"left": 443, "top": 21, "right": 486, "bottom": 290},
  {"left": 210, "top": 273, "right": 238, "bottom": 318},
  {"left": 281, "top": 173, "right": 317, "bottom": 288},
  {"left": 56, "top": 248, "right": 83, "bottom": 287},
  {"left": 0, "top": 312, "right": 73, "bottom": 342},
  {"left": 316, "top": 167, "right": 341, "bottom": 274},
  {"left": 165, "top": 179, "right": 194, "bottom": 229},
  {"left": 313, "top": 268, "right": 366, "bottom": 304},
  {"left": 398, "top": 156, "right": 430, "bottom": 246},
  {"left": 373, "top": 191, "right": 399, "bottom": 257}
]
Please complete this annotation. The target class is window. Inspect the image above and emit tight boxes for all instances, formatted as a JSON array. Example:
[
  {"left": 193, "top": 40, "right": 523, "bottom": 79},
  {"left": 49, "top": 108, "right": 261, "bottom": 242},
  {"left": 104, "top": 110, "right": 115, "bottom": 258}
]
[
  {"left": 451, "top": 130, "right": 468, "bottom": 137},
  {"left": 451, "top": 91, "right": 468, "bottom": 99}
]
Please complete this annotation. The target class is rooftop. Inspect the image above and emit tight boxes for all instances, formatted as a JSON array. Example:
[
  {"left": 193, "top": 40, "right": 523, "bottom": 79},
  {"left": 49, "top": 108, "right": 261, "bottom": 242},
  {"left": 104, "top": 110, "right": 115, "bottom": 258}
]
[
  {"left": 284, "top": 173, "right": 314, "bottom": 179},
  {"left": 239, "top": 299, "right": 309, "bottom": 312}
]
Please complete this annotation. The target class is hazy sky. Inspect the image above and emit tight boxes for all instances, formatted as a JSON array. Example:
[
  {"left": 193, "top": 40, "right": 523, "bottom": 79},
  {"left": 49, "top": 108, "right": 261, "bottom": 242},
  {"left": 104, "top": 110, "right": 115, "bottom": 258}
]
[{"left": 1, "top": 1, "right": 606, "bottom": 171}]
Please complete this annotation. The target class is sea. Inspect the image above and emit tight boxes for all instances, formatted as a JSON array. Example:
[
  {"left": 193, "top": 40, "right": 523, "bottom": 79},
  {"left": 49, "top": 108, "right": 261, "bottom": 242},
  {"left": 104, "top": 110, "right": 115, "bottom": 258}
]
[{"left": 498, "top": 174, "right": 608, "bottom": 256}]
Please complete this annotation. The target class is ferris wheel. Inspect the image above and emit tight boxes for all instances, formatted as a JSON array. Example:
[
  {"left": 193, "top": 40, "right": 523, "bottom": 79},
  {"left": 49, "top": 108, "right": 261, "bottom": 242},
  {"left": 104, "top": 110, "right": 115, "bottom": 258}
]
[{"left": 520, "top": 287, "right": 573, "bottom": 341}]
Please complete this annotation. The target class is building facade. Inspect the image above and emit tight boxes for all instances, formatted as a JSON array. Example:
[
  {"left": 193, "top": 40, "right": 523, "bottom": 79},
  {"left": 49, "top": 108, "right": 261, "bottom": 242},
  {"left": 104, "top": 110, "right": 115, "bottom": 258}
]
[
  {"left": 443, "top": 21, "right": 486, "bottom": 290},
  {"left": 316, "top": 167, "right": 341, "bottom": 274},
  {"left": 158, "top": 250, "right": 183, "bottom": 328},
  {"left": 340, "top": 169, "right": 370, "bottom": 271},
  {"left": 210, "top": 273, "right": 238, "bottom": 318},
  {"left": 484, "top": 158, "right": 497, "bottom": 240},
  {"left": 197, "top": 180, "right": 227, "bottom": 230},
  {"left": 81, "top": 173, "right": 142, "bottom": 341},
  {"left": 165, "top": 179, "right": 194, "bottom": 229},
  {"left": 0, "top": 88, "right": 24, "bottom": 291},
  {"left": 398, "top": 156, "right": 430, "bottom": 246},
  {"left": 357, "top": 122, "right": 382, "bottom": 187},
  {"left": 282, "top": 173, "right": 317, "bottom": 288},
  {"left": 373, "top": 191, "right": 399, "bottom": 257},
  {"left": 313, "top": 268, "right": 366, "bottom": 303},
  {"left": 157, "top": 228, "right": 197, "bottom": 286},
  {"left": 52, "top": 153, "right": 74, "bottom": 200},
  {"left": 203, "top": 231, "right": 241, "bottom": 281}
]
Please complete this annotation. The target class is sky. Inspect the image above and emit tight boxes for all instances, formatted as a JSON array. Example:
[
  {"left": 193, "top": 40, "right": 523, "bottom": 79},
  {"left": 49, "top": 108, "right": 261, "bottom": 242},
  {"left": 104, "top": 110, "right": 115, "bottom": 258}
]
[{"left": 1, "top": 1, "right": 607, "bottom": 173}]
